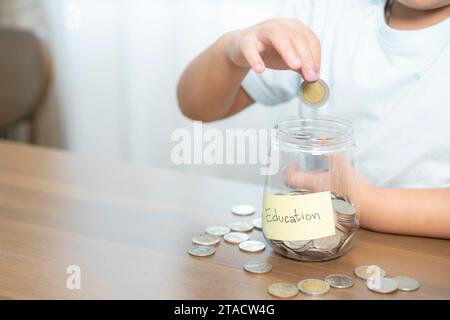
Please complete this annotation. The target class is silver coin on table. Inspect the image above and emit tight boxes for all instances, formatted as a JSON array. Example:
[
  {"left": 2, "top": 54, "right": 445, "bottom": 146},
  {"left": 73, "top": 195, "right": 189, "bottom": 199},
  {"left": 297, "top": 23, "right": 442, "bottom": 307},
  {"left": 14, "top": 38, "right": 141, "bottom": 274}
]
[
  {"left": 367, "top": 277, "right": 398, "bottom": 294},
  {"left": 252, "top": 218, "right": 262, "bottom": 230},
  {"left": 391, "top": 276, "right": 420, "bottom": 291},
  {"left": 192, "top": 234, "right": 221, "bottom": 246},
  {"left": 354, "top": 265, "right": 386, "bottom": 280},
  {"left": 205, "top": 225, "right": 230, "bottom": 236},
  {"left": 239, "top": 240, "right": 266, "bottom": 253},
  {"left": 228, "top": 221, "right": 254, "bottom": 232},
  {"left": 231, "top": 204, "right": 255, "bottom": 216},
  {"left": 297, "top": 279, "right": 330, "bottom": 296},
  {"left": 223, "top": 232, "right": 250, "bottom": 244},
  {"left": 243, "top": 260, "right": 272, "bottom": 274},
  {"left": 267, "top": 283, "right": 298, "bottom": 298},
  {"left": 324, "top": 274, "right": 354, "bottom": 289},
  {"left": 332, "top": 199, "right": 356, "bottom": 215},
  {"left": 188, "top": 245, "right": 215, "bottom": 257}
]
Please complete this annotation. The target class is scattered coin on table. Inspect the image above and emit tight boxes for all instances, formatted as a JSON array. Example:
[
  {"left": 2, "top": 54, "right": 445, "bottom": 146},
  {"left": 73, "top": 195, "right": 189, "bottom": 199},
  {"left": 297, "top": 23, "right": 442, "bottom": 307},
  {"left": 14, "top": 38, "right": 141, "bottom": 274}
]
[
  {"left": 239, "top": 240, "right": 266, "bottom": 253},
  {"left": 231, "top": 204, "right": 255, "bottom": 216},
  {"left": 205, "top": 225, "right": 230, "bottom": 236},
  {"left": 187, "top": 203, "right": 420, "bottom": 298},
  {"left": 243, "top": 260, "right": 272, "bottom": 274},
  {"left": 223, "top": 232, "right": 249, "bottom": 244},
  {"left": 391, "top": 276, "right": 420, "bottom": 292},
  {"left": 324, "top": 274, "right": 354, "bottom": 289},
  {"left": 297, "top": 279, "right": 330, "bottom": 296},
  {"left": 192, "top": 234, "right": 221, "bottom": 246},
  {"left": 367, "top": 277, "right": 398, "bottom": 294},
  {"left": 354, "top": 265, "right": 386, "bottom": 280},
  {"left": 188, "top": 245, "right": 215, "bottom": 257},
  {"left": 267, "top": 283, "right": 298, "bottom": 298},
  {"left": 228, "top": 221, "right": 254, "bottom": 232},
  {"left": 252, "top": 218, "right": 262, "bottom": 230}
]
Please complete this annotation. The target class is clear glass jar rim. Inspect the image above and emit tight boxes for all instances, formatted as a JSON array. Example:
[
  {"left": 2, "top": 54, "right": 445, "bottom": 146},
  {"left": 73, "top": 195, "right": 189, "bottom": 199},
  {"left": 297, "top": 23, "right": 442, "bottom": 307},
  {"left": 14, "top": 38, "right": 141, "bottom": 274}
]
[{"left": 274, "top": 116, "right": 354, "bottom": 151}]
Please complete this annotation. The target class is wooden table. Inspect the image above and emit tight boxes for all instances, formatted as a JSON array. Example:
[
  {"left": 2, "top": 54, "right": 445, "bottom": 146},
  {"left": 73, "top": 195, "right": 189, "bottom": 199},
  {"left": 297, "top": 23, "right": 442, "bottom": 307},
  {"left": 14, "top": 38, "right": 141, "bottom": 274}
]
[{"left": 0, "top": 140, "right": 449, "bottom": 300}]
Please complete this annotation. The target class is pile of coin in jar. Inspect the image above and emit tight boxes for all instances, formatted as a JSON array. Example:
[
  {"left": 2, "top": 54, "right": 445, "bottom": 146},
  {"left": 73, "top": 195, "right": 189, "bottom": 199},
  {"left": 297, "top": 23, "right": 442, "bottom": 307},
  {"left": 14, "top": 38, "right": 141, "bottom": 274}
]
[{"left": 265, "top": 190, "right": 358, "bottom": 262}]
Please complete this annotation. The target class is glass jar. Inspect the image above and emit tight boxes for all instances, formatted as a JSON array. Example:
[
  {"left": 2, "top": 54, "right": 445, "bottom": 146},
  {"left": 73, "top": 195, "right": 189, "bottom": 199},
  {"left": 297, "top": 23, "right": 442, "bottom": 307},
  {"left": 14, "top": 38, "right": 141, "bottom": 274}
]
[{"left": 262, "top": 116, "right": 359, "bottom": 261}]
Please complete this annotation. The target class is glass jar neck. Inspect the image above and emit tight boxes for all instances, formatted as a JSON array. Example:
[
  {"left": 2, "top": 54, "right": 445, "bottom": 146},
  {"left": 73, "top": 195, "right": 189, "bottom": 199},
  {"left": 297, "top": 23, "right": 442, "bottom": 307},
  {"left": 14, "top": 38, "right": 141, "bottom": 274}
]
[{"left": 274, "top": 116, "right": 355, "bottom": 152}]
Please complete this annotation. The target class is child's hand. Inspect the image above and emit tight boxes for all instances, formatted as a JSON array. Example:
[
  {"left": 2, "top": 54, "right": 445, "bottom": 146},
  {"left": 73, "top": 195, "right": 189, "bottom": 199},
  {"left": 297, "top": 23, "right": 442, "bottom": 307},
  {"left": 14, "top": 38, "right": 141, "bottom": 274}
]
[{"left": 225, "top": 18, "right": 321, "bottom": 81}]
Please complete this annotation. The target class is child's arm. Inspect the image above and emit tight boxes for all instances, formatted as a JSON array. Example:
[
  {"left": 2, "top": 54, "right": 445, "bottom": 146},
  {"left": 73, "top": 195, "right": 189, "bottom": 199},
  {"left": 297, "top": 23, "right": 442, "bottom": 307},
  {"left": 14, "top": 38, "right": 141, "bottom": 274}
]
[
  {"left": 361, "top": 183, "right": 450, "bottom": 239},
  {"left": 284, "top": 163, "right": 450, "bottom": 239},
  {"left": 177, "top": 19, "right": 321, "bottom": 122}
]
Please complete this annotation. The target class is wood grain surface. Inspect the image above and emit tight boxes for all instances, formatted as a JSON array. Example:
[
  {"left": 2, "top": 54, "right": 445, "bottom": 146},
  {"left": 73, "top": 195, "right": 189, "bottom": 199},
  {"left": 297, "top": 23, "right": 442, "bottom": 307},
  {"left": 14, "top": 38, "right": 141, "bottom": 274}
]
[{"left": 0, "top": 140, "right": 449, "bottom": 299}]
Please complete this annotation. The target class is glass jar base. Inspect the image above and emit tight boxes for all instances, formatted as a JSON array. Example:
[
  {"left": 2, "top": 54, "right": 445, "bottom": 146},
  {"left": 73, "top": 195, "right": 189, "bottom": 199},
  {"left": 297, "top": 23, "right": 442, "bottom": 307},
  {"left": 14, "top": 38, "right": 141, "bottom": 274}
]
[{"left": 268, "top": 236, "right": 356, "bottom": 262}]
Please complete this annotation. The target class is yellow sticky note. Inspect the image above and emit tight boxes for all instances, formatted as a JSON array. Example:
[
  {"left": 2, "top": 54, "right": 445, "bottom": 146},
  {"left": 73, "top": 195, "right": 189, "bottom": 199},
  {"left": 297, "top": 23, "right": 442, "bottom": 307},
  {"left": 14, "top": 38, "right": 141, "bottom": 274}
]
[{"left": 262, "top": 191, "right": 335, "bottom": 241}]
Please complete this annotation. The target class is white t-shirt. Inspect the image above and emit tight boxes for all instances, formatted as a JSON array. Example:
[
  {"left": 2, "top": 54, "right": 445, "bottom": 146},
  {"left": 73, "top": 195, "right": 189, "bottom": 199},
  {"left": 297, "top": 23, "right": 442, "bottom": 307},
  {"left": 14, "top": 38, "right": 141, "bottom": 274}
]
[{"left": 242, "top": 0, "right": 450, "bottom": 188}]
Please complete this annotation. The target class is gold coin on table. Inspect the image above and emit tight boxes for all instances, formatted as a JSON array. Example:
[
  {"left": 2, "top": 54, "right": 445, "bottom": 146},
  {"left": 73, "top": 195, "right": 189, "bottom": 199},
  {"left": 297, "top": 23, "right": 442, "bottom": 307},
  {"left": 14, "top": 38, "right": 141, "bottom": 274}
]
[
  {"left": 267, "top": 283, "right": 298, "bottom": 298},
  {"left": 192, "top": 234, "right": 221, "bottom": 246},
  {"left": 354, "top": 265, "right": 386, "bottom": 280},
  {"left": 299, "top": 79, "right": 329, "bottom": 107},
  {"left": 297, "top": 279, "right": 330, "bottom": 296}
]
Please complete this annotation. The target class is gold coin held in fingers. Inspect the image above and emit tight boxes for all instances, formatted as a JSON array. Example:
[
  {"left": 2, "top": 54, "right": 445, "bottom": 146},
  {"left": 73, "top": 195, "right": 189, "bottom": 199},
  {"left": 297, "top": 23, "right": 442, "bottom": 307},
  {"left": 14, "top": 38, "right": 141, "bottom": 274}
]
[{"left": 299, "top": 79, "right": 329, "bottom": 107}]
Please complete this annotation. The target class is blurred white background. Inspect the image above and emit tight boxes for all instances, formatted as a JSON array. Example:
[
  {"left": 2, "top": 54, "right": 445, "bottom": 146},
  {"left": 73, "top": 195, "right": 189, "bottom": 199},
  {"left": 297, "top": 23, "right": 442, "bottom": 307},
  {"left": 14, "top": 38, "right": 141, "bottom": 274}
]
[{"left": 0, "top": 0, "right": 298, "bottom": 184}]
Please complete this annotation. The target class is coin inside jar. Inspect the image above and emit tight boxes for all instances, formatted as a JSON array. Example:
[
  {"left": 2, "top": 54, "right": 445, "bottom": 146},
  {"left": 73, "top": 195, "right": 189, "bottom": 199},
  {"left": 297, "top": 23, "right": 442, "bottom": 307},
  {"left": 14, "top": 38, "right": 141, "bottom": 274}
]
[
  {"left": 223, "top": 232, "right": 249, "bottom": 244},
  {"left": 299, "top": 79, "right": 329, "bottom": 107},
  {"left": 239, "top": 240, "right": 266, "bottom": 253},
  {"left": 243, "top": 260, "right": 272, "bottom": 274},
  {"left": 267, "top": 283, "right": 298, "bottom": 298},
  {"left": 332, "top": 199, "right": 356, "bottom": 215},
  {"left": 313, "top": 234, "right": 341, "bottom": 252},
  {"left": 283, "top": 240, "right": 311, "bottom": 252},
  {"left": 192, "top": 234, "right": 221, "bottom": 246},
  {"left": 297, "top": 279, "right": 330, "bottom": 296},
  {"left": 324, "top": 274, "right": 354, "bottom": 289}
]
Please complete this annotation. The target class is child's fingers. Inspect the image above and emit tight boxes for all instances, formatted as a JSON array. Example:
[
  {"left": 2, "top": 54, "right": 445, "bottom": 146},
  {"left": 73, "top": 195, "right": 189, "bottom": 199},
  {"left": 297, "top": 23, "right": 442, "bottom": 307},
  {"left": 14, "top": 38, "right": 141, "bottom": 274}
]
[
  {"left": 291, "top": 34, "right": 318, "bottom": 81},
  {"left": 283, "top": 163, "right": 330, "bottom": 192},
  {"left": 267, "top": 33, "right": 303, "bottom": 70},
  {"left": 241, "top": 38, "right": 266, "bottom": 73},
  {"left": 303, "top": 31, "right": 321, "bottom": 75}
]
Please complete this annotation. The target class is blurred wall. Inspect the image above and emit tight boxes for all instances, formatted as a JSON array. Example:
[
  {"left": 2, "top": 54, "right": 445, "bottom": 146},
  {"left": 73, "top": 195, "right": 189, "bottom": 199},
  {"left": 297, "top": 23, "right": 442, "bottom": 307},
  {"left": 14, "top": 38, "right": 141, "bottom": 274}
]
[{"left": 1, "top": 0, "right": 299, "bottom": 184}]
